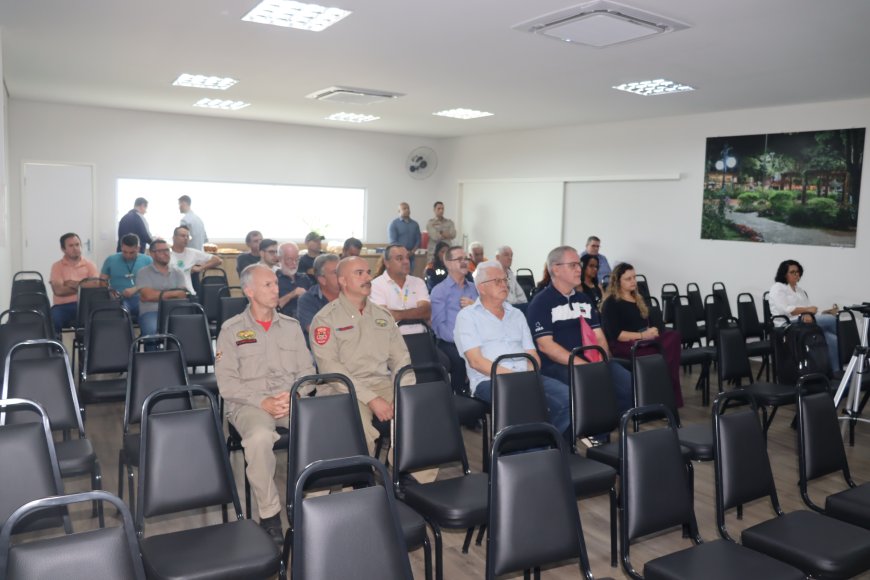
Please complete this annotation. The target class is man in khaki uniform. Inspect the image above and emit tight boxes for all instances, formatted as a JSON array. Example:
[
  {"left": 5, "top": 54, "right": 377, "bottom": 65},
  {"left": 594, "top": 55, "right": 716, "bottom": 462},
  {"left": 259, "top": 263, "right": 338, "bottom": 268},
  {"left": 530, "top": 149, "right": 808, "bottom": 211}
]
[
  {"left": 215, "top": 264, "right": 315, "bottom": 546},
  {"left": 310, "top": 256, "right": 412, "bottom": 452}
]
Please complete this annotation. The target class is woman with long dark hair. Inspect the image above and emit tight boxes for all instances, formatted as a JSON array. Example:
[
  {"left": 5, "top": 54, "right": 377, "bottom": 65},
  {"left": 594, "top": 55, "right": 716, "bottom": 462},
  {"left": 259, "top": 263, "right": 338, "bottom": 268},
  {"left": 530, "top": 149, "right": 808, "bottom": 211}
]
[
  {"left": 579, "top": 253, "right": 603, "bottom": 308},
  {"left": 424, "top": 240, "right": 450, "bottom": 292}
]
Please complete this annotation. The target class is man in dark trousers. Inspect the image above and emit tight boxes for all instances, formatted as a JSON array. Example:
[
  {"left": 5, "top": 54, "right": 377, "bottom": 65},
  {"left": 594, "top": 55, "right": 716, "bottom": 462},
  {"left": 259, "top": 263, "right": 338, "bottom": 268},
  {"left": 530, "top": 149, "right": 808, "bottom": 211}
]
[{"left": 117, "top": 197, "right": 152, "bottom": 252}]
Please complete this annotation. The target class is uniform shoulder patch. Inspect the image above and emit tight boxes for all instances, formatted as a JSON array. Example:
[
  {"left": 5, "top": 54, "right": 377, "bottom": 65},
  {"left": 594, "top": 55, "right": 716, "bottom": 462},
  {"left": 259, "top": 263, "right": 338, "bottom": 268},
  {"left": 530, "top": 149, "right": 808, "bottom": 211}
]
[
  {"left": 375, "top": 318, "right": 388, "bottom": 328},
  {"left": 313, "top": 326, "right": 331, "bottom": 346}
]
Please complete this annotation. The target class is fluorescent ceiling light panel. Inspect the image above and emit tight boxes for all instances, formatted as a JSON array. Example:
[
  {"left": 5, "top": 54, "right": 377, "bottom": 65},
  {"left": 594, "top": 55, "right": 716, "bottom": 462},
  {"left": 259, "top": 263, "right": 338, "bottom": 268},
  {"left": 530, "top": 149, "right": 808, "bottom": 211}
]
[
  {"left": 172, "top": 74, "right": 238, "bottom": 90},
  {"left": 242, "top": 0, "right": 351, "bottom": 32},
  {"left": 326, "top": 112, "right": 380, "bottom": 123},
  {"left": 433, "top": 108, "right": 493, "bottom": 120},
  {"left": 612, "top": 79, "right": 695, "bottom": 96},
  {"left": 193, "top": 98, "right": 251, "bottom": 110}
]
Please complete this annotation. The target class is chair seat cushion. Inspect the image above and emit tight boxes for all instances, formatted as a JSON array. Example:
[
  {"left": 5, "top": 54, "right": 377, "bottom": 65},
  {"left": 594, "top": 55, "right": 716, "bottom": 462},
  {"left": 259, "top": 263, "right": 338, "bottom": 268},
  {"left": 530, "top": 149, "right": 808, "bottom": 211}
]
[
  {"left": 746, "top": 340, "right": 771, "bottom": 356},
  {"left": 826, "top": 483, "right": 870, "bottom": 529},
  {"left": 453, "top": 394, "right": 488, "bottom": 426},
  {"left": 742, "top": 509, "right": 870, "bottom": 578},
  {"left": 189, "top": 373, "right": 219, "bottom": 394},
  {"left": 680, "top": 347, "right": 715, "bottom": 366},
  {"left": 140, "top": 519, "right": 280, "bottom": 580},
  {"left": 55, "top": 438, "right": 97, "bottom": 476},
  {"left": 401, "top": 474, "right": 488, "bottom": 529},
  {"left": 645, "top": 538, "right": 804, "bottom": 580},
  {"left": 396, "top": 500, "right": 427, "bottom": 549},
  {"left": 565, "top": 453, "right": 616, "bottom": 497},
  {"left": 677, "top": 423, "right": 714, "bottom": 461},
  {"left": 79, "top": 377, "right": 127, "bottom": 404},
  {"left": 586, "top": 441, "right": 620, "bottom": 470},
  {"left": 745, "top": 382, "right": 796, "bottom": 407}
]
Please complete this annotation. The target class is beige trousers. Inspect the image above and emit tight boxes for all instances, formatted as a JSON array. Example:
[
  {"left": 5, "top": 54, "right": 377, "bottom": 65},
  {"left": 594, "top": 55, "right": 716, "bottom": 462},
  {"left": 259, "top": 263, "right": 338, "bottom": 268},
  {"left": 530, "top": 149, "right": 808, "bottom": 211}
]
[{"left": 230, "top": 405, "right": 288, "bottom": 520}]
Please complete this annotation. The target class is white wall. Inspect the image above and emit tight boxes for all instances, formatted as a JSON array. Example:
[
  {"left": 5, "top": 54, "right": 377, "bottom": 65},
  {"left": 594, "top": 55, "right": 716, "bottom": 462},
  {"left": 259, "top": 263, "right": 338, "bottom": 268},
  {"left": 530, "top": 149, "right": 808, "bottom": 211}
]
[
  {"left": 0, "top": 33, "right": 12, "bottom": 309},
  {"left": 7, "top": 100, "right": 446, "bottom": 270},
  {"left": 441, "top": 98, "right": 870, "bottom": 312}
]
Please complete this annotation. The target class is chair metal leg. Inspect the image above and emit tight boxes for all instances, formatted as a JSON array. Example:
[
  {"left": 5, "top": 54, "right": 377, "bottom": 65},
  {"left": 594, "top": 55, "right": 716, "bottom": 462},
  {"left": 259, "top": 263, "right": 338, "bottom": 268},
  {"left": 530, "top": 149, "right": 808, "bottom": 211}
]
[
  {"left": 422, "top": 534, "right": 433, "bottom": 580},
  {"left": 609, "top": 486, "right": 618, "bottom": 567},
  {"left": 116, "top": 453, "right": 125, "bottom": 501},
  {"left": 475, "top": 524, "right": 486, "bottom": 546},
  {"left": 92, "top": 460, "right": 104, "bottom": 528},
  {"left": 534, "top": 568, "right": 541, "bottom": 580},
  {"left": 523, "top": 571, "right": 531, "bottom": 580},
  {"left": 430, "top": 522, "right": 443, "bottom": 580},
  {"left": 127, "top": 465, "right": 136, "bottom": 517},
  {"left": 462, "top": 527, "right": 474, "bottom": 553},
  {"left": 481, "top": 414, "right": 490, "bottom": 474}
]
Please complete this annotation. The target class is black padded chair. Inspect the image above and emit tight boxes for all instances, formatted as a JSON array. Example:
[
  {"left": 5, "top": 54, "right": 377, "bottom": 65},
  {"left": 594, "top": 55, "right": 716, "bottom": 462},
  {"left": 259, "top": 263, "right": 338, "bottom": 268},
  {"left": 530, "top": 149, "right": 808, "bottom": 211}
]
[
  {"left": 198, "top": 268, "right": 228, "bottom": 336},
  {"left": 72, "top": 281, "right": 114, "bottom": 370},
  {"left": 9, "top": 292, "right": 53, "bottom": 338},
  {"left": 716, "top": 317, "right": 795, "bottom": 434},
  {"left": 632, "top": 341, "right": 713, "bottom": 462},
  {"left": 78, "top": 303, "right": 134, "bottom": 410},
  {"left": 164, "top": 302, "right": 219, "bottom": 398},
  {"left": 0, "top": 313, "right": 51, "bottom": 381},
  {"left": 672, "top": 297, "right": 715, "bottom": 405},
  {"left": 118, "top": 335, "right": 190, "bottom": 515},
  {"left": 3, "top": 339, "right": 103, "bottom": 526},
  {"left": 635, "top": 274, "right": 652, "bottom": 302},
  {"left": 711, "top": 281, "right": 732, "bottom": 319},
  {"left": 392, "top": 364, "right": 489, "bottom": 580},
  {"left": 0, "top": 398, "right": 70, "bottom": 536},
  {"left": 0, "top": 491, "right": 146, "bottom": 580},
  {"left": 217, "top": 286, "right": 248, "bottom": 337},
  {"left": 10, "top": 271, "right": 46, "bottom": 298},
  {"left": 571, "top": 347, "right": 622, "bottom": 471},
  {"left": 647, "top": 297, "right": 665, "bottom": 332},
  {"left": 137, "top": 386, "right": 282, "bottom": 580},
  {"left": 285, "top": 374, "right": 433, "bottom": 580},
  {"left": 736, "top": 292, "right": 772, "bottom": 381},
  {"left": 487, "top": 423, "right": 599, "bottom": 580},
  {"left": 661, "top": 283, "right": 679, "bottom": 327},
  {"left": 713, "top": 389, "right": 870, "bottom": 579},
  {"left": 156, "top": 291, "right": 194, "bottom": 339},
  {"left": 514, "top": 268, "right": 535, "bottom": 302},
  {"left": 292, "top": 456, "right": 413, "bottom": 580},
  {"left": 796, "top": 374, "right": 870, "bottom": 529},
  {"left": 704, "top": 293, "right": 729, "bottom": 346},
  {"left": 619, "top": 403, "right": 804, "bottom": 580},
  {"left": 686, "top": 282, "right": 707, "bottom": 338}
]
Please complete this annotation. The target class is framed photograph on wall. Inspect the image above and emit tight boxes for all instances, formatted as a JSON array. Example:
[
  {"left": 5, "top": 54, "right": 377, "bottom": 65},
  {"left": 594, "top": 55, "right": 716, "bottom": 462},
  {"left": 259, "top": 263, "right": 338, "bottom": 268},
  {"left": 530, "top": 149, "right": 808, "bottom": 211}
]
[{"left": 701, "top": 128, "right": 866, "bottom": 247}]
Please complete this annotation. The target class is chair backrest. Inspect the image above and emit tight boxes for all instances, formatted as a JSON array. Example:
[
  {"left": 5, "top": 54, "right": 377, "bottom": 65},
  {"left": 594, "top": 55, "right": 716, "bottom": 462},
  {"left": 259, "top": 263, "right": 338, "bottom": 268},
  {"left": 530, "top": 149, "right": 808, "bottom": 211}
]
[
  {"left": 393, "top": 364, "right": 469, "bottom": 481},
  {"left": 138, "top": 387, "right": 241, "bottom": 527},
  {"left": 711, "top": 281, "right": 732, "bottom": 318},
  {"left": 198, "top": 269, "right": 228, "bottom": 323},
  {"left": 716, "top": 317, "right": 753, "bottom": 384},
  {"left": 165, "top": 303, "right": 214, "bottom": 367},
  {"left": 631, "top": 341, "right": 679, "bottom": 424},
  {"left": 837, "top": 310, "right": 860, "bottom": 368},
  {"left": 762, "top": 291, "right": 773, "bottom": 328},
  {"left": 672, "top": 296, "right": 703, "bottom": 346},
  {"left": 3, "top": 340, "right": 83, "bottom": 432},
  {"left": 661, "top": 283, "right": 679, "bottom": 325},
  {"left": 569, "top": 346, "right": 619, "bottom": 445},
  {"left": 156, "top": 294, "right": 193, "bottom": 338},
  {"left": 398, "top": 321, "right": 444, "bottom": 383},
  {"left": 490, "top": 353, "right": 548, "bottom": 438},
  {"left": 83, "top": 304, "right": 133, "bottom": 376},
  {"left": 686, "top": 282, "right": 705, "bottom": 323},
  {"left": 124, "top": 335, "right": 190, "bottom": 429},
  {"left": 293, "top": 456, "right": 413, "bottom": 580},
  {"left": 217, "top": 288, "right": 248, "bottom": 334},
  {"left": 9, "top": 293, "right": 53, "bottom": 338},
  {"left": 0, "top": 491, "right": 146, "bottom": 580},
  {"left": 635, "top": 274, "right": 651, "bottom": 302},
  {"left": 705, "top": 293, "right": 728, "bottom": 343},
  {"left": 287, "top": 374, "right": 370, "bottom": 516},
  {"left": 11, "top": 271, "right": 46, "bottom": 298},
  {"left": 736, "top": 293, "right": 765, "bottom": 340},
  {"left": 620, "top": 404, "right": 697, "bottom": 544},
  {"left": 488, "top": 423, "right": 591, "bottom": 579},
  {"left": 515, "top": 268, "right": 535, "bottom": 301},
  {"left": 75, "top": 283, "right": 113, "bottom": 330},
  {"left": 0, "top": 318, "right": 51, "bottom": 380},
  {"left": 647, "top": 296, "right": 664, "bottom": 331},
  {"left": 796, "top": 374, "right": 849, "bottom": 485},
  {"left": 0, "top": 398, "right": 68, "bottom": 535},
  {"left": 712, "top": 390, "right": 780, "bottom": 530}
]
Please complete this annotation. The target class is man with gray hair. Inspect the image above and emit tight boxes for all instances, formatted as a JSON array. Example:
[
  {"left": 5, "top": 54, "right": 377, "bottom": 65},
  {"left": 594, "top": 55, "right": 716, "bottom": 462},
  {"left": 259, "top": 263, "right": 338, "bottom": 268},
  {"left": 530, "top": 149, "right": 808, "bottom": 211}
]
[
  {"left": 467, "top": 241, "right": 486, "bottom": 273},
  {"left": 276, "top": 241, "right": 311, "bottom": 318},
  {"left": 526, "top": 245, "right": 632, "bottom": 414},
  {"left": 581, "top": 235, "right": 612, "bottom": 284},
  {"left": 455, "top": 260, "right": 571, "bottom": 437},
  {"left": 494, "top": 245, "right": 528, "bottom": 309},
  {"left": 215, "top": 263, "right": 315, "bottom": 546},
  {"left": 296, "top": 253, "right": 340, "bottom": 337}
]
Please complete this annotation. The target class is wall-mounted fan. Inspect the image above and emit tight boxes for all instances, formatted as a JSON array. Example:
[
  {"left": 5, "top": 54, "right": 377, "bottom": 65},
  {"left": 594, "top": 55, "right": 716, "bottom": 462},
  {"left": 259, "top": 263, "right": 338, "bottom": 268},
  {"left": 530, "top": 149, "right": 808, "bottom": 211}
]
[{"left": 407, "top": 147, "right": 438, "bottom": 180}]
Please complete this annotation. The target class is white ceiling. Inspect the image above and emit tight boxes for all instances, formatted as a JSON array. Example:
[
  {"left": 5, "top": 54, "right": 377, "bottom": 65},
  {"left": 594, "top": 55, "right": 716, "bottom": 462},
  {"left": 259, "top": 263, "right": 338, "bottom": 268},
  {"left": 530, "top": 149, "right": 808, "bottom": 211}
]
[{"left": 2, "top": 0, "right": 869, "bottom": 138}]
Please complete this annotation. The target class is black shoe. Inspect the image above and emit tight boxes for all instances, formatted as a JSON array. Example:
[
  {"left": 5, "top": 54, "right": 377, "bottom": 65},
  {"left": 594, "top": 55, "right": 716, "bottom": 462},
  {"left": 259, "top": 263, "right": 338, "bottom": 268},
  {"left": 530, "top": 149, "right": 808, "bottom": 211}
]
[{"left": 259, "top": 514, "right": 284, "bottom": 549}]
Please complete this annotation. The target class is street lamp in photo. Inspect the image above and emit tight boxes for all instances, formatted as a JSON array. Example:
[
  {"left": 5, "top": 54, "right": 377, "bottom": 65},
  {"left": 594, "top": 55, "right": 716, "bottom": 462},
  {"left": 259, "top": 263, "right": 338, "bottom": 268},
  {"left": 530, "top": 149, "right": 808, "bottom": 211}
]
[{"left": 715, "top": 145, "right": 737, "bottom": 191}]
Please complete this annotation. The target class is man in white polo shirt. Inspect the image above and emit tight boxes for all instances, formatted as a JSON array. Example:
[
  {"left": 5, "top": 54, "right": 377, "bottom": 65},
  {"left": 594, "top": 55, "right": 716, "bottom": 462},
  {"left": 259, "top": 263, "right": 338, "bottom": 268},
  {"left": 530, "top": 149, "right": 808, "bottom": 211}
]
[
  {"left": 370, "top": 243, "right": 430, "bottom": 335},
  {"left": 169, "top": 225, "right": 221, "bottom": 295}
]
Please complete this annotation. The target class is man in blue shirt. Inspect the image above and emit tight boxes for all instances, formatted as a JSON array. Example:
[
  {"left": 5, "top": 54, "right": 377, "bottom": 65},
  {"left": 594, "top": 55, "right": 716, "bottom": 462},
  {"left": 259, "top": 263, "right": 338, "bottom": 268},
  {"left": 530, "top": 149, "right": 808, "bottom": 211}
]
[
  {"left": 100, "top": 233, "right": 152, "bottom": 319},
  {"left": 430, "top": 245, "right": 478, "bottom": 393},
  {"left": 580, "top": 236, "right": 613, "bottom": 285},
  {"left": 387, "top": 202, "right": 421, "bottom": 269},
  {"left": 526, "top": 245, "right": 632, "bottom": 414},
  {"left": 455, "top": 260, "right": 570, "bottom": 436},
  {"left": 296, "top": 253, "right": 340, "bottom": 341}
]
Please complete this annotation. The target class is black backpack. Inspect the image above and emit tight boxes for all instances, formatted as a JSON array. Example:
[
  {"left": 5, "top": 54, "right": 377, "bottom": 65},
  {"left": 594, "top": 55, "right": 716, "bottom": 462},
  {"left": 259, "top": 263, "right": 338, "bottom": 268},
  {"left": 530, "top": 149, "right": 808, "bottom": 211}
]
[{"left": 772, "top": 319, "right": 831, "bottom": 385}]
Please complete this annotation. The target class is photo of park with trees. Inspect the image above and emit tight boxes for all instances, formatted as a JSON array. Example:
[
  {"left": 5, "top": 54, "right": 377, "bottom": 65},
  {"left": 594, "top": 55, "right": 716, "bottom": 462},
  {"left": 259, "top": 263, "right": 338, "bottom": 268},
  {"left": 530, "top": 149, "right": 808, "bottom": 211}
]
[{"left": 701, "top": 128, "right": 865, "bottom": 247}]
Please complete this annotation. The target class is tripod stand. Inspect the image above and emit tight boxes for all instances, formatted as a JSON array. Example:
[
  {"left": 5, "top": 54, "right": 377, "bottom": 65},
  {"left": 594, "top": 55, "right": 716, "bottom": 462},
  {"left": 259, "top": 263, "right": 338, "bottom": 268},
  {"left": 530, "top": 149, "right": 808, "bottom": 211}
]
[{"left": 833, "top": 304, "right": 870, "bottom": 446}]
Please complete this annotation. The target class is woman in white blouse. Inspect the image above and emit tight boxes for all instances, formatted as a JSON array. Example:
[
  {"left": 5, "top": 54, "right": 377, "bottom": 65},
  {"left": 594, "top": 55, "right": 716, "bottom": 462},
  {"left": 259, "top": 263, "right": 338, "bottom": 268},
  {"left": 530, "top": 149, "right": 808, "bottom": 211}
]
[{"left": 769, "top": 259, "right": 839, "bottom": 373}]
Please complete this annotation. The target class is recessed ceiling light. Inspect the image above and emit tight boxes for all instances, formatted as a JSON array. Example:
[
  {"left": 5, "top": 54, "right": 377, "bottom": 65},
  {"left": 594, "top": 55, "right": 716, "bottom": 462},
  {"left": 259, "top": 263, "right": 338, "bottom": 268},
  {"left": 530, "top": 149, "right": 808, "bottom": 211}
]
[
  {"left": 612, "top": 79, "right": 695, "bottom": 96},
  {"left": 242, "top": 0, "right": 351, "bottom": 32},
  {"left": 325, "top": 112, "right": 380, "bottom": 123},
  {"left": 172, "top": 74, "right": 238, "bottom": 90},
  {"left": 193, "top": 98, "right": 251, "bottom": 110},
  {"left": 433, "top": 108, "right": 494, "bottom": 120}
]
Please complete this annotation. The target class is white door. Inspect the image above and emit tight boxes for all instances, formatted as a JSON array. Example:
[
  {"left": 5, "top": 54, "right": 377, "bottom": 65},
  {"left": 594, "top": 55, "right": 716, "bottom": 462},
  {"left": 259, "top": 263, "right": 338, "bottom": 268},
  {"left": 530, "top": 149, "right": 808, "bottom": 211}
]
[{"left": 22, "top": 163, "right": 95, "bottom": 297}]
